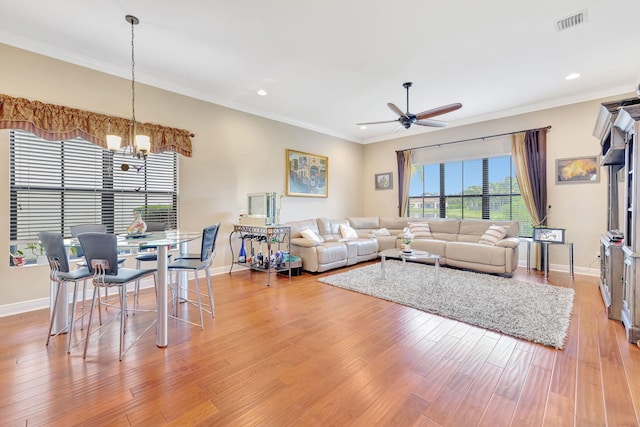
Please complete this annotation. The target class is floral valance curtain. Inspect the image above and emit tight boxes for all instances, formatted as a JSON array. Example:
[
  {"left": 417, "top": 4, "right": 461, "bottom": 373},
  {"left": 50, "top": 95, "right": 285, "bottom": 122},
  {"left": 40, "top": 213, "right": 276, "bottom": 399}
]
[{"left": 0, "top": 94, "right": 193, "bottom": 157}]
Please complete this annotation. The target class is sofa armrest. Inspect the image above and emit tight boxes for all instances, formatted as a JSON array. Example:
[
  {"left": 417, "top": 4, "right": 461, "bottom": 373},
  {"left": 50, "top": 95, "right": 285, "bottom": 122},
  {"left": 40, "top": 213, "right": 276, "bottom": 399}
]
[
  {"left": 496, "top": 237, "right": 520, "bottom": 249},
  {"left": 291, "top": 237, "right": 322, "bottom": 248}
]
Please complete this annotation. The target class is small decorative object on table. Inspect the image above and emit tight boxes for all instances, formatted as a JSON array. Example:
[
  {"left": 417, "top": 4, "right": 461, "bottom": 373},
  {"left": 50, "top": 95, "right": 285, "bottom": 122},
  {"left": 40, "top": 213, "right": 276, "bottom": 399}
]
[
  {"left": 11, "top": 250, "right": 26, "bottom": 267},
  {"left": 238, "top": 237, "right": 247, "bottom": 263},
  {"left": 127, "top": 209, "right": 147, "bottom": 235},
  {"left": 401, "top": 227, "right": 414, "bottom": 252}
]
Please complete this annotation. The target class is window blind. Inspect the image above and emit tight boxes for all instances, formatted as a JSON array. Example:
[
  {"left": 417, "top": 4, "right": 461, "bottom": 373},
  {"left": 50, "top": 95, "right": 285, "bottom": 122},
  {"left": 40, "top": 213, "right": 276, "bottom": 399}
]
[{"left": 9, "top": 130, "right": 178, "bottom": 241}]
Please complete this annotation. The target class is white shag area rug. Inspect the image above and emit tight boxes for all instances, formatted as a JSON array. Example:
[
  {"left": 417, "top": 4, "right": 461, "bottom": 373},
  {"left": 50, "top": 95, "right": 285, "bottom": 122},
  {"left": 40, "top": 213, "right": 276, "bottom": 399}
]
[{"left": 318, "top": 261, "right": 575, "bottom": 349}]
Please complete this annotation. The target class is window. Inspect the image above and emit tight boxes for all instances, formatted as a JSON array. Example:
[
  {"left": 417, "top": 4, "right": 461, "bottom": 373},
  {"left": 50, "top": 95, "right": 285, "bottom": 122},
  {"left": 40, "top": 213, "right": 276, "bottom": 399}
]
[
  {"left": 9, "top": 130, "right": 178, "bottom": 246},
  {"left": 408, "top": 155, "right": 532, "bottom": 236}
]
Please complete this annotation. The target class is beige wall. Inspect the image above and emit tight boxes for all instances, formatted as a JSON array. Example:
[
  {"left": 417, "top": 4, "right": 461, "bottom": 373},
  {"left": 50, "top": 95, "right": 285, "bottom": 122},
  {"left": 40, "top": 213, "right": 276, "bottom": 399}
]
[
  {"left": 362, "top": 96, "right": 634, "bottom": 275},
  {"left": 0, "top": 43, "right": 363, "bottom": 310},
  {"left": 0, "top": 41, "right": 628, "bottom": 313}
]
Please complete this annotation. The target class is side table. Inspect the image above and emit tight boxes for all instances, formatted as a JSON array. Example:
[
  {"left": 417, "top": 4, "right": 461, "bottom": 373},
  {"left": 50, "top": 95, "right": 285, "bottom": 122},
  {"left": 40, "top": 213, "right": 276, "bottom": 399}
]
[{"left": 525, "top": 238, "right": 574, "bottom": 279}]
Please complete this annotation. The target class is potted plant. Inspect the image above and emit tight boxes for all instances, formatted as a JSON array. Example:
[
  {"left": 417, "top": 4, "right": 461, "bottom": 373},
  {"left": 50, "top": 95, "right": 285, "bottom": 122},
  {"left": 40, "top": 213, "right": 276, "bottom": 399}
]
[
  {"left": 401, "top": 227, "right": 414, "bottom": 252},
  {"left": 26, "top": 241, "right": 47, "bottom": 265}
]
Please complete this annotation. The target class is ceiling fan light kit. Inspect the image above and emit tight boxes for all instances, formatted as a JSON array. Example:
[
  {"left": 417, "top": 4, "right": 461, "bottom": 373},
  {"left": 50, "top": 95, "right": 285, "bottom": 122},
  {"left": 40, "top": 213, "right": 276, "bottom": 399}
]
[{"left": 357, "top": 82, "right": 462, "bottom": 130}]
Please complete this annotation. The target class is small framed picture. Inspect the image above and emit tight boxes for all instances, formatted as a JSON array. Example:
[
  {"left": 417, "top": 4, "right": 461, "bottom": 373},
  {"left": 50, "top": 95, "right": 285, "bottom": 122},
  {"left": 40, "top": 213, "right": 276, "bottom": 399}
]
[
  {"left": 556, "top": 156, "right": 599, "bottom": 184},
  {"left": 533, "top": 227, "right": 565, "bottom": 243},
  {"left": 375, "top": 172, "right": 393, "bottom": 190}
]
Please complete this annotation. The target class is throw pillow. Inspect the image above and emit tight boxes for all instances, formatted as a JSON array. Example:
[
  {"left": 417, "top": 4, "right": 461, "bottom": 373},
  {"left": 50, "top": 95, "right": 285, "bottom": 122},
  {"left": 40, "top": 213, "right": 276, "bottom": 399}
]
[
  {"left": 300, "top": 227, "right": 323, "bottom": 242},
  {"left": 371, "top": 227, "right": 391, "bottom": 236},
  {"left": 409, "top": 222, "right": 433, "bottom": 239},
  {"left": 479, "top": 224, "right": 508, "bottom": 246},
  {"left": 339, "top": 224, "right": 358, "bottom": 239}
]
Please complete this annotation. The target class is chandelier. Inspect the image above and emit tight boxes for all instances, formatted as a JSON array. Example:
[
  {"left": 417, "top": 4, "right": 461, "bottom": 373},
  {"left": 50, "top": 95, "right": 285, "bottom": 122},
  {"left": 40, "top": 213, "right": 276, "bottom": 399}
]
[{"left": 107, "top": 15, "right": 150, "bottom": 159}]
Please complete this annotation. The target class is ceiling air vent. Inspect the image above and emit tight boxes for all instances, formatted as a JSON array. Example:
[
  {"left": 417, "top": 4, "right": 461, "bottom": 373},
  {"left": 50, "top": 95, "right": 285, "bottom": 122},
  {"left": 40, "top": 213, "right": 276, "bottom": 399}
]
[{"left": 556, "top": 10, "right": 588, "bottom": 32}]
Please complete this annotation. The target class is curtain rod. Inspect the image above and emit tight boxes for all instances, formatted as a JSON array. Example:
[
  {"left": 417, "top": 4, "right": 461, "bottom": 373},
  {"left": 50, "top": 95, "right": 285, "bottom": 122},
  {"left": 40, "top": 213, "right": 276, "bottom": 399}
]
[{"left": 398, "top": 125, "right": 552, "bottom": 152}]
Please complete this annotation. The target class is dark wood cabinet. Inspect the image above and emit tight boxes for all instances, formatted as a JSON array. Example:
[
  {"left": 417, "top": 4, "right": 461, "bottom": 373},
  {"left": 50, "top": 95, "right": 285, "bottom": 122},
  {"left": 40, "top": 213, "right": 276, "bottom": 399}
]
[{"left": 614, "top": 105, "right": 640, "bottom": 341}]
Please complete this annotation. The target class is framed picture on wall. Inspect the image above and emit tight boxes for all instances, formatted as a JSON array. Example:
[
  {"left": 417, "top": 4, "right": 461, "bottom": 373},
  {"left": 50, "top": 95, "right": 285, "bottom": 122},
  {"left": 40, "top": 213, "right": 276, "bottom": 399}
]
[
  {"left": 556, "top": 156, "right": 599, "bottom": 184},
  {"left": 285, "top": 149, "right": 328, "bottom": 198},
  {"left": 375, "top": 172, "right": 393, "bottom": 190},
  {"left": 533, "top": 227, "right": 565, "bottom": 243}
]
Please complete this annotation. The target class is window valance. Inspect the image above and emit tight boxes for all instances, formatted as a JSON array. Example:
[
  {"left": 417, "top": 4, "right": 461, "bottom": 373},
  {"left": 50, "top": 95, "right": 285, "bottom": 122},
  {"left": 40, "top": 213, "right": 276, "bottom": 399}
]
[{"left": 0, "top": 94, "right": 193, "bottom": 157}]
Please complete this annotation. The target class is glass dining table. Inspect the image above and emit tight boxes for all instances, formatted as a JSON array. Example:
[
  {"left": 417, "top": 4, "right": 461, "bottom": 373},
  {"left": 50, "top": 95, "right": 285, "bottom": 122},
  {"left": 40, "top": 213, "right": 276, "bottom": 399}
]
[{"left": 59, "top": 230, "right": 201, "bottom": 348}]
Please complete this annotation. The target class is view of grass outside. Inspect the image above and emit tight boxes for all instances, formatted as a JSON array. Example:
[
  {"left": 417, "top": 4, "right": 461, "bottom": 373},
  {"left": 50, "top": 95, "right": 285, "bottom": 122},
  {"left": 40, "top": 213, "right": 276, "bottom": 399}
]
[{"left": 408, "top": 156, "right": 533, "bottom": 237}]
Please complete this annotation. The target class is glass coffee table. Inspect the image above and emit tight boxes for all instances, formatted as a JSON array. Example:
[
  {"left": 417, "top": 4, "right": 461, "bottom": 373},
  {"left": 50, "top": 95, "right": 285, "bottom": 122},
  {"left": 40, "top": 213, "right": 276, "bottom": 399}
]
[{"left": 379, "top": 248, "right": 440, "bottom": 282}]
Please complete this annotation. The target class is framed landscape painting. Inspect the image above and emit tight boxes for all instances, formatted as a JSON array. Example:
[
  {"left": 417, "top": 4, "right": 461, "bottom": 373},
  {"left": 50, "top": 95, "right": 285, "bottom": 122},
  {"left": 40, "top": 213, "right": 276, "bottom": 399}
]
[
  {"left": 286, "top": 149, "right": 328, "bottom": 198},
  {"left": 556, "top": 156, "right": 599, "bottom": 184}
]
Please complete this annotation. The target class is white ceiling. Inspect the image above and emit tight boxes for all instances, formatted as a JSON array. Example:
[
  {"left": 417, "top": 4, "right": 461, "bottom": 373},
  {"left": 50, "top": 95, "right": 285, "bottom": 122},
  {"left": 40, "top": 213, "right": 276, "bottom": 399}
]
[{"left": 1, "top": 0, "right": 639, "bottom": 144}]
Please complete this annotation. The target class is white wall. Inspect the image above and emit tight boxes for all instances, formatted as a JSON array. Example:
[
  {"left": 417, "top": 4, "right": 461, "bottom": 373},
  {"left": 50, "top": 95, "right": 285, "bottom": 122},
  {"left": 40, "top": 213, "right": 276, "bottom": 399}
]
[
  {"left": 0, "top": 43, "right": 363, "bottom": 310},
  {"left": 362, "top": 96, "right": 634, "bottom": 275}
]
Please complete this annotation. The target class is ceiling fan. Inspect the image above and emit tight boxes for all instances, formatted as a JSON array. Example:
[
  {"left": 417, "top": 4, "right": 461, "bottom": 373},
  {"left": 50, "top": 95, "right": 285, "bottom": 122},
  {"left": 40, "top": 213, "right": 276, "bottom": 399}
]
[{"left": 357, "top": 82, "right": 462, "bottom": 129}]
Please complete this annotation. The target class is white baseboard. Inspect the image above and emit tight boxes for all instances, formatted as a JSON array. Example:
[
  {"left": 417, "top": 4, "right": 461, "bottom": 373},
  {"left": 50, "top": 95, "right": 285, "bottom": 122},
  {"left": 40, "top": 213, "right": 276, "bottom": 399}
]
[
  {"left": 517, "top": 260, "right": 599, "bottom": 277},
  {"left": 0, "top": 265, "right": 231, "bottom": 318}
]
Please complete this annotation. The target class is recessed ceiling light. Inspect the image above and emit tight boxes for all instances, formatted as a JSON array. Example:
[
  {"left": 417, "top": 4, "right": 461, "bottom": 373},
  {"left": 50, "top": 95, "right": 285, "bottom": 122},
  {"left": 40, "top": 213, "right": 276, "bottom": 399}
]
[
  {"left": 565, "top": 73, "right": 581, "bottom": 80},
  {"left": 257, "top": 89, "right": 268, "bottom": 96},
  {"left": 360, "top": 125, "right": 367, "bottom": 130}
]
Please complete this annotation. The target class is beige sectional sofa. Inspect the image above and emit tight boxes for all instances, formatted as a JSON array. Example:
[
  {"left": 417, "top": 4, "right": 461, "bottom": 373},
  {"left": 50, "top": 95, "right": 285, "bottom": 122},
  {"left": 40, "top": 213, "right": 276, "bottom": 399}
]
[
  {"left": 286, "top": 218, "right": 379, "bottom": 272},
  {"left": 287, "top": 216, "right": 520, "bottom": 275}
]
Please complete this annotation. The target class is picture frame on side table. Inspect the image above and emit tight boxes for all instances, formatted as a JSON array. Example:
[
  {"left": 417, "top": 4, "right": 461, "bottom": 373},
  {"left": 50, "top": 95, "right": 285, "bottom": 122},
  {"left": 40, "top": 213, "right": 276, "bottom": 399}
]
[
  {"left": 533, "top": 227, "right": 565, "bottom": 243},
  {"left": 556, "top": 156, "right": 599, "bottom": 184},
  {"left": 286, "top": 149, "right": 328, "bottom": 198},
  {"left": 375, "top": 172, "right": 393, "bottom": 190}
]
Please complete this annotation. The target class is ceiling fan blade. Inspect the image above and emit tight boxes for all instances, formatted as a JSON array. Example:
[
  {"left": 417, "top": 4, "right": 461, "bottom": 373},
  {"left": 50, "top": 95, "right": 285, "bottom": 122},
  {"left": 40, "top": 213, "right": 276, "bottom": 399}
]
[
  {"left": 415, "top": 119, "right": 448, "bottom": 128},
  {"left": 356, "top": 119, "right": 399, "bottom": 125},
  {"left": 387, "top": 103, "right": 408, "bottom": 118},
  {"left": 415, "top": 103, "right": 462, "bottom": 120}
]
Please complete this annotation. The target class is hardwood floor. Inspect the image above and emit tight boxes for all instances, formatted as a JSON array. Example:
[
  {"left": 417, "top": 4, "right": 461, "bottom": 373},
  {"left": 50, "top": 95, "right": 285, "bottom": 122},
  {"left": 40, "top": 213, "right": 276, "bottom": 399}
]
[{"left": 1, "top": 262, "right": 639, "bottom": 426}]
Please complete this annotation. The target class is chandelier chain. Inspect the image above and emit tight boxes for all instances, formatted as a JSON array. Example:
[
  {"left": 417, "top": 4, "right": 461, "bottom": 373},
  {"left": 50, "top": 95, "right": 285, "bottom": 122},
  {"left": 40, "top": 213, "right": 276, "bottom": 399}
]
[{"left": 130, "top": 16, "right": 136, "bottom": 135}]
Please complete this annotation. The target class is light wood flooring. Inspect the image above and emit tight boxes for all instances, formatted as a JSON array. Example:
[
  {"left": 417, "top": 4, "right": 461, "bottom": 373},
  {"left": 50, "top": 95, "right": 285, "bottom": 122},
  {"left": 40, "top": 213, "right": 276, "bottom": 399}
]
[{"left": 1, "top": 262, "right": 639, "bottom": 426}]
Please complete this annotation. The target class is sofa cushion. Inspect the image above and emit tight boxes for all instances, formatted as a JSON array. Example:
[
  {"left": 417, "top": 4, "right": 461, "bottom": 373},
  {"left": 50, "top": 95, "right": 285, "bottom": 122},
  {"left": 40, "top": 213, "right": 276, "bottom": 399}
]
[
  {"left": 371, "top": 227, "right": 391, "bottom": 236},
  {"left": 317, "top": 218, "right": 351, "bottom": 238},
  {"left": 347, "top": 216, "right": 380, "bottom": 229},
  {"left": 446, "top": 241, "right": 507, "bottom": 266},
  {"left": 457, "top": 220, "right": 491, "bottom": 242},
  {"left": 428, "top": 219, "right": 460, "bottom": 241},
  {"left": 339, "top": 224, "right": 358, "bottom": 239},
  {"left": 500, "top": 221, "right": 520, "bottom": 238},
  {"left": 478, "top": 224, "right": 508, "bottom": 246},
  {"left": 379, "top": 216, "right": 411, "bottom": 230},
  {"left": 408, "top": 222, "right": 432, "bottom": 239},
  {"left": 410, "top": 239, "right": 447, "bottom": 258},
  {"left": 288, "top": 219, "right": 321, "bottom": 238},
  {"left": 290, "top": 237, "right": 322, "bottom": 248},
  {"left": 300, "top": 227, "right": 323, "bottom": 243},
  {"left": 316, "top": 242, "right": 348, "bottom": 264},
  {"left": 344, "top": 239, "right": 378, "bottom": 256},
  {"left": 376, "top": 235, "right": 399, "bottom": 251}
]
